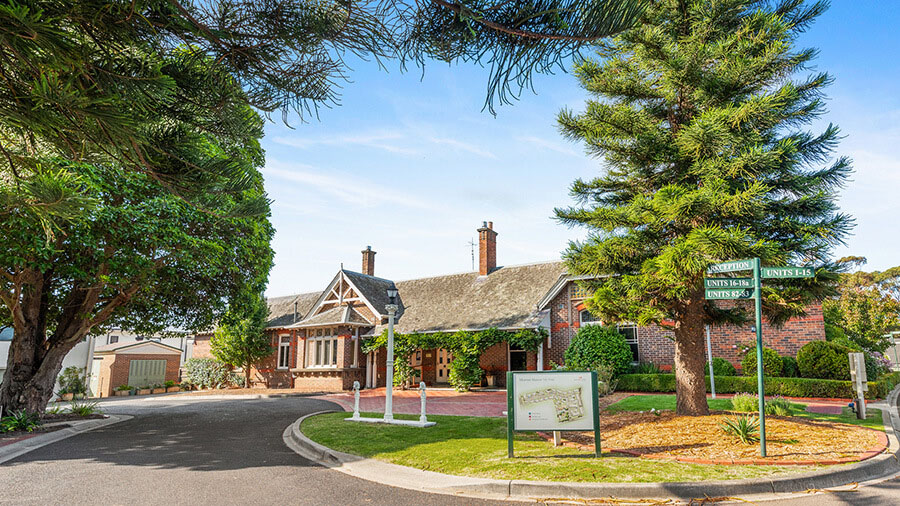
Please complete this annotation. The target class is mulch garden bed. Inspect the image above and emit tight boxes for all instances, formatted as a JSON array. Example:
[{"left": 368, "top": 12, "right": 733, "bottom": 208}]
[
  {"left": 541, "top": 411, "right": 887, "bottom": 466},
  {"left": 39, "top": 413, "right": 106, "bottom": 423}
]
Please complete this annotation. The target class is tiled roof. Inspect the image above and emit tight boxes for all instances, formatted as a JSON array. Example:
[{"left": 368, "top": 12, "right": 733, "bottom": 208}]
[
  {"left": 266, "top": 292, "right": 320, "bottom": 328},
  {"left": 287, "top": 304, "right": 372, "bottom": 328},
  {"left": 390, "top": 261, "right": 564, "bottom": 333},
  {"left": 270, "top": 261, "right": 565, "bottom": 334},
  {"left": 341, "top": 270, "right": 397, "bottom": 316}
]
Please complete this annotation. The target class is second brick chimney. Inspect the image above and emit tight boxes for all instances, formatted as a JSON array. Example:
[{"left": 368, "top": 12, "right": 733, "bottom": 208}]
[
  {"left": 361, "top": 246, "right": 376, "bottom": 276},
  {"left": 477, "top": 221, "right": 497, "bottom": 276}
]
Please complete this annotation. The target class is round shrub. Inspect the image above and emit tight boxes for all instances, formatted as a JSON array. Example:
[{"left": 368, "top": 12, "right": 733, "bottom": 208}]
[
  {"left": 741, "top": 347, "right": 783, "bottom": 377},
  {"left": 781, "top": 356, "right": 800, "bottom": 378},
  {"left": 564, "top": 325, "right": 633, "bottom": 376},
  {"left": 797, "top": 341, "right": 853, "bottom": 380},
  {"left": 705, "top": 357, "right": 736, "bottom": 377}
]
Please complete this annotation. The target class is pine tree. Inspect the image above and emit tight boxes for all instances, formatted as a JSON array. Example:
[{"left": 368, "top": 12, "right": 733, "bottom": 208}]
[{"left": 555, "top": 0, "right": 852, "bottom": 415}]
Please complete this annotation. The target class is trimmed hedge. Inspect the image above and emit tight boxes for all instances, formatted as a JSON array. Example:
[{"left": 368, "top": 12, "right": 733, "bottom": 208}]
[
  {"left": 617, "top": 371, "right": 900, "bottom": 400},
  {"left": 797, "top": 340, "right": 853, "bottom": 380},
  {"left": 705, "top": 357, "right": 736, "bottom": 377},
  {"left": 564, "top": 325, "right": 633, "bottom": 376}
]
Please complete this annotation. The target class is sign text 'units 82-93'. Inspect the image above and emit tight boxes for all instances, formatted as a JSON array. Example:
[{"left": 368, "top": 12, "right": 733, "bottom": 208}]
[{"left": 705, "top": 288, "right": 754, "bottom": 300}]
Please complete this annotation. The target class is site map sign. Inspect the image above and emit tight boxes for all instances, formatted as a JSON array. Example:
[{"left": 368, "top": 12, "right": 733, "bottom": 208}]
[{"left": 507, "top": 370, "right": 601, "bottom": 457}]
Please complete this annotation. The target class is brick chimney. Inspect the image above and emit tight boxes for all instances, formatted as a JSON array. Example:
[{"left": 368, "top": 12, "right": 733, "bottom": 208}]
[
  {"left": 477, "top": 221, "right": 497, "bottom": 276},
  {"left": 361, "top": 246, "right": 376, "bottom": 276}
]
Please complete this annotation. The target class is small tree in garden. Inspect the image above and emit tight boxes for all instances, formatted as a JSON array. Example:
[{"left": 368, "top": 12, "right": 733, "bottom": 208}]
[
  {"left": 211, "top": 293, "right": 273, "bottom": 388},
  {"left": 555, "top": 0, "right": 850, "bottom": 415},
  {"left": 823, "top": 260, "right": 900, "bottom": 353}
]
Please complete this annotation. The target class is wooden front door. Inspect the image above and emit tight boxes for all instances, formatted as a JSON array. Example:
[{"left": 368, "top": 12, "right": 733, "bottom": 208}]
[{"left": 435, "top": 348, "right": 452, "bottom": 383}]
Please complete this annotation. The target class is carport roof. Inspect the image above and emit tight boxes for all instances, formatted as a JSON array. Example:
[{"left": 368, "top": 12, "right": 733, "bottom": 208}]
[{"left": 93, "top": 340, "right": 183, "bottom": 354}]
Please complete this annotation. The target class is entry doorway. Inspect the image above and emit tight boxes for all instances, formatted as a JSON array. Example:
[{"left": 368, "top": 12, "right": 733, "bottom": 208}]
[
  {"left": 435, "top": 348, "right": 452, "bottom": 383},
  {"left": 508, "top": 345, "right": 528, "bottom": 371}
]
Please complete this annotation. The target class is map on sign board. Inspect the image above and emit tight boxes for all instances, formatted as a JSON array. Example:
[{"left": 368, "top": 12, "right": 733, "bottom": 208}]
[
  {"left": 519, "top": 387, "right": 585, "bottom": 423},
  {"left": 512, "top": 371, "right": 595, "bottom": 431}
]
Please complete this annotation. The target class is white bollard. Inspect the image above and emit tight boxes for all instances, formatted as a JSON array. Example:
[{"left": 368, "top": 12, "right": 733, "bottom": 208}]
[
  {"left": 352, "top": 381, "right": 361, "bottom": 420},
  {"left": 419, "top": 381, "right": 428, "bottom": 424}
]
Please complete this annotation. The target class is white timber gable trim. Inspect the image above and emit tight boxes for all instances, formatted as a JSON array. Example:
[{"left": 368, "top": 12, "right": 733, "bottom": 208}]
[{"left": 302, "top": 271, "right": 383, "bottom": 323}]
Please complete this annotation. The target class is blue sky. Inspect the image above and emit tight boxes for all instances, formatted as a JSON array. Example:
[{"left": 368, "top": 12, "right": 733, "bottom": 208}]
[{"left": 261, "top": 2, "right": 900, "bottom": 297}]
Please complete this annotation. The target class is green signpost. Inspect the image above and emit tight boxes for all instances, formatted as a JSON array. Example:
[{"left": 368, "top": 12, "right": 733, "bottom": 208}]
[{"left": 704, "top": 258, "right": 815, "bottom": 457}]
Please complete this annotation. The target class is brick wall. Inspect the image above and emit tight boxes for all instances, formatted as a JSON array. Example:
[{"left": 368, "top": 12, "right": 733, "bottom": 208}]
[
  {"left": 192, "top": 333, "right": 213, "bottom": 359},
  {"left": 100, "top": 353, "right": 180, "bottom": 397}
]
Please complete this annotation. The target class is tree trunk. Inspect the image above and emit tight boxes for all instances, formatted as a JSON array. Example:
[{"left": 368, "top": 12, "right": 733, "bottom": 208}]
[
  {"left": 0, "top": 324, "right": 74, "bottom": 414},
  {"left": 673, "top": 293, "right": 709, "bottom": 416},
  {"left": 244, "top": 362, "right": 252, "bottom": 389}
]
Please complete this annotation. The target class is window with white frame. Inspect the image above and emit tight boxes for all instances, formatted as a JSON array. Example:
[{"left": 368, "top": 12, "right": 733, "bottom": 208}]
[
  {"left": 307, "top": 327, "right": 339, "bottom": 368},
  {"left": 579, "top": 309, "right": 602, "bottom": 326},
  {"left": 617, "top": 325, "right": 639, "bottom": 363},
  {"left": 277, "top": 336, "right": 291, "bottom": 369}
]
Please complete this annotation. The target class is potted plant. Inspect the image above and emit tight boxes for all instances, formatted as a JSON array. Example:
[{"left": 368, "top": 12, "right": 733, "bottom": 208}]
[
  {"left": 164, "top": 380, "right": 180, "bottom": 393},
  {"left": 484, "top": 366, "right": 504, "bottom": 387},
  {"left": 136, "top": 385, "right": 152, "bottom": 395},
  {"left": 114, "top": 385, "right": 133, "bottom": 397},
  {"left": 58, "top": 388, "right": 75, "bottom": 402},
  {"left": 58, "top": 366, "right": 87, "bottom": 400},
  {"left": 151, "top": 383, "right": 166, "bottom": 394},
  {"left": 179, "top": 381, "right": 193, "bottom": 391}
]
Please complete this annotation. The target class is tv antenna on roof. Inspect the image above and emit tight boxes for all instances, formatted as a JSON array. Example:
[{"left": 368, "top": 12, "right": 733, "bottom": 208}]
[{"left": 467, "top": 238, "right": 476, "bottom": 271}]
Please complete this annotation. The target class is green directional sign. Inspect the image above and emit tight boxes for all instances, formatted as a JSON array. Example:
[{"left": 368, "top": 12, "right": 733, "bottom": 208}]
[
  {"left": 706, "top": 259, "right": 754, "bottom": 274},
  {"left": 704, "top": 277, "right": 754, "bottom": 289},
  {"left": 761, "top": 266, "right": 814, "bottom": 279},
  {"left": 705, "top": 288, "right": 754, "bottom": 300}
]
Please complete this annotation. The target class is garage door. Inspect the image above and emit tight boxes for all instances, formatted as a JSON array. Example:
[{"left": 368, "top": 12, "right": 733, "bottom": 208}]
[{"left": 128, "top": 359, "right": 167, "bottom": 387}]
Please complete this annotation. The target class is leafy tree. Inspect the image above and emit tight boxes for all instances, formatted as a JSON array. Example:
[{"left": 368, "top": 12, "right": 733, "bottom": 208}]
[
  {"left": 555, "top": 0, "right": 850, "bottom": 415},
  {"left": 211, "top": 293, "right": 273, "bottom": 388},
  {"left": 0, "top": 95, "right": 273, "bottom": 413},
  {"left": 0, "top": 0, "right": 646, "bottom": 230},
  {"left": 823, "top": 259, "right": 900, "bottom": 353}
]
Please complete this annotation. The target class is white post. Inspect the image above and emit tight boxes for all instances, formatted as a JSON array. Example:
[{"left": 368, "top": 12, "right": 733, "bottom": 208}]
[
  {"left": 553, "top": 431, "right": 561, "bottom": 447},
  {"left": 706, "top": 325, "right": 716, "bottom": 399},
  {"left": 419, "top": 381, "right": 428, "bottom": 424},
  {"left": 384, "top": 304, "right": 398, "bottom": 422},
  {"left": 352, "top": 381, "right": 361, "bottom": 420}
]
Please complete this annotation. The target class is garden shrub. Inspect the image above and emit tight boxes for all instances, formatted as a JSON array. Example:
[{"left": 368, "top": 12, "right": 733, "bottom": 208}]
[
  {"left": 780, "top": 356, "right": 800, "bottom": 378},
  {"left": 730, "top": 392, "right": 757, "bottom": 412},
  {"left": 630, "top": 362, "right": 662, "bottom": 374},
  {"left": 705, "top": 357, "right": 736, "bottom": 377},
  {"left": 741, "top": 347, "right": 782, "bottom": 377},
  {"left": 719, "top": 414, "right": 759, "bottom": 444},
  {"left": 564, "top": 325, "right": 633, "bottom": 377},
  {"left": 797, "top": 341, "right": 853, "bottom": 380},
  {"left": 58, "top": 366, "right": 87, "bottom": 395},
  {"left": 765, "top": 396, "right": 793, "bottom": 416},
  {"left": 183, "top": 358, "right": 230, "bottom": 389}
]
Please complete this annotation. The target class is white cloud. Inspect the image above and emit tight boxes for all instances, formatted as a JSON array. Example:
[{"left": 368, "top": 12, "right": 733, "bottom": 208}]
[
  {"left": 427, "top": 137, "right": 498, "bottom": 159},
  {"left": 262, "top": 160, "right": 433, "bottom": 210},
  {"left": 273, "top": 131, "right": 420, "bottom": 156},
  {"left": 516, "top": 135, "right": 582, "bottom": 157}
]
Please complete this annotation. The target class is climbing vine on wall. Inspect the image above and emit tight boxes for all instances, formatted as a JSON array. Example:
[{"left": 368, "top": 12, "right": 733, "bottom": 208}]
[{"left": 361, "top": 327, "right": 548, "bottom": 391}]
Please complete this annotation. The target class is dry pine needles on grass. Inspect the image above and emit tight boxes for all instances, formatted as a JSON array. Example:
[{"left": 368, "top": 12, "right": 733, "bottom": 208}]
[{"left": 562, "top": 411, "right": 879, "bottom": 462}]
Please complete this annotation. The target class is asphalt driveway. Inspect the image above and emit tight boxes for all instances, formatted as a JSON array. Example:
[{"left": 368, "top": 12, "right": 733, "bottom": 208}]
[
  {"left": 2, "top": 394, "right": 899, "bottom": 506},
  {"left": 0, "top": 396, "right": 506, "bottom": 506}
]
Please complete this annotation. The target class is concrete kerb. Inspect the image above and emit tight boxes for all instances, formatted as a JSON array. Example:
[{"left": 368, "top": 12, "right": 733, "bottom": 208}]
[
  {"left": 285, "top": 385, "right": 900, "bottom": 501},
  {"left": 0, "top": 414, "right": 131, "bottom": 465}
]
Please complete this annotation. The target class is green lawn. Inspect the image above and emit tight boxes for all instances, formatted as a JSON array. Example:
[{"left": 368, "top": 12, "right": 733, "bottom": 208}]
[
  {"left": 605, "top": 395, "right": 884, "bottom": 431},
  {"left": 301, "top": 412, "right": 825, "bottom": 483}
]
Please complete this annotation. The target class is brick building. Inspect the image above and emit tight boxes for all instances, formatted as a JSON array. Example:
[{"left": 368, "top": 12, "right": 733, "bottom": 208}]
[{"left": 195, "top": 221, "right": 825, "bottom": 391}]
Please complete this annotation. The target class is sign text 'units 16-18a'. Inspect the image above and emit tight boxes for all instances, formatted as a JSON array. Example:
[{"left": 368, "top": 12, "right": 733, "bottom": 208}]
[{"left": 704, "top": 278, "right": 754, "bottom": 289}]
